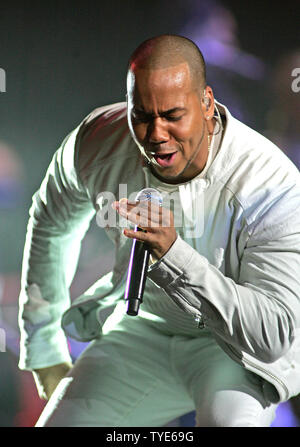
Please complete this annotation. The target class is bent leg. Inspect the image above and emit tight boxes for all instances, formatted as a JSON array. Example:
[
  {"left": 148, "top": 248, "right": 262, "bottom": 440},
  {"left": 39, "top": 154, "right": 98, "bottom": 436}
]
[
  {"left": 196, "top": 386, "right": 277, "bottom": 427},
  {"left": 171, "top": 334, "right": 277, "bottom": 427},
  {"left": 36, "top": 306, "right": 194, "bottom": 427}
]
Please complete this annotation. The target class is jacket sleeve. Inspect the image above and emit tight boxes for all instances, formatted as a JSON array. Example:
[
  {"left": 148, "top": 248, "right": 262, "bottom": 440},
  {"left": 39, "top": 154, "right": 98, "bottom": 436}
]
[
  {"left": 18, "top": 125, "right": 95, "bottom": 370},
  {"left": 148, "top": 183, "right": 300, "bottom": 363}
]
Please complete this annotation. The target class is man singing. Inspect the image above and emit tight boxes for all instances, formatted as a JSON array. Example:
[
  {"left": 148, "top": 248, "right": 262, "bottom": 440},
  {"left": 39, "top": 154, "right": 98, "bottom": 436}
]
[{"left": 19, "top": 34, "right": 300, "bottom": 427}]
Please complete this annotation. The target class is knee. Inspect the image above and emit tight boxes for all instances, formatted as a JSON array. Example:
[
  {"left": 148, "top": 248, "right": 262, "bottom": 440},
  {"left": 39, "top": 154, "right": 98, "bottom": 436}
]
[
  {"left": 196, "top": 399, "right": 241, "bottom": 427},
  {"left": 195, "top": 390, "right": 274, "bottom": 427}
]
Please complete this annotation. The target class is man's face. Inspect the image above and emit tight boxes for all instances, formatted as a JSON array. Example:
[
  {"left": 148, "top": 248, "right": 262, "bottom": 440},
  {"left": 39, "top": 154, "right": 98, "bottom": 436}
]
[{"left": 127, "top": 62, "right": 212, "bottom": 184}]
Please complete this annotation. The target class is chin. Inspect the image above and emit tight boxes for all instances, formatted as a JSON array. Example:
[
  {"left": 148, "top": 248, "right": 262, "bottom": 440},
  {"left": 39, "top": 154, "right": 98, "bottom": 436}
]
[{"left": 153, "top": 167, "right": 181, "bottom": 182}]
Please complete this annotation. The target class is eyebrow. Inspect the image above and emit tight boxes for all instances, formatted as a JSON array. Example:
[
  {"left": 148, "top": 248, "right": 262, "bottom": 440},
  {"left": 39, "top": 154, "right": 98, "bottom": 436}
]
[{"left": 134, "top": 107, "right": 187, "bottom": 117}]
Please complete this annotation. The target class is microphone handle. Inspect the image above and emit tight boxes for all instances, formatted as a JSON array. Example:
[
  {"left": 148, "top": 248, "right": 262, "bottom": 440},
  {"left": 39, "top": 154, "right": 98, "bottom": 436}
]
[{"left": 125, "top": 226, "right": 150, "bottom": 316}]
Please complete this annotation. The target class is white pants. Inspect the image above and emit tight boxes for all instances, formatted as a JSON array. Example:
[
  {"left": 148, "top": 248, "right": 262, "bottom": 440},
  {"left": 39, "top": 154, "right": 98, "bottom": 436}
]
[{"left": 36, "top": 305, "right": 277, "bottom": 427}]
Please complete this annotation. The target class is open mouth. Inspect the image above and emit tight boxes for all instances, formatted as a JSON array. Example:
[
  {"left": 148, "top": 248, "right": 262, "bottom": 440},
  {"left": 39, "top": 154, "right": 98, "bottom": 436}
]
[{"left": 153, "top": 152, "right": 177, "bottom": 167}]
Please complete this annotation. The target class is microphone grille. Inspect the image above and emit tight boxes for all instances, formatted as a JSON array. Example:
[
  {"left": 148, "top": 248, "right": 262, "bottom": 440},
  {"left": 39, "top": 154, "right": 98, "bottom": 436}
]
[{"left": 135, "top": 188, "right": 163, "bottom": 206}]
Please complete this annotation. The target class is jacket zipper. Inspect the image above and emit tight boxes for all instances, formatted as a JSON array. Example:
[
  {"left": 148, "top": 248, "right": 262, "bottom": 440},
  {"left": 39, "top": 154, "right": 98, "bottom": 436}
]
[
  {"left": 226, "top": 342, "right": 289, "bottom": 400},
  {"left": 196, "top": 314, "right": 290, "bottom": 401},
  {"left": 195, "top": 315, "right": 206, "bottom": 329}
]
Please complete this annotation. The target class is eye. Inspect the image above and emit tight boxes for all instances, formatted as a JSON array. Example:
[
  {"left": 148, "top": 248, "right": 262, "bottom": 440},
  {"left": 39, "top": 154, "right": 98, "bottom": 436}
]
[
  {"left": 162, "top": 110, "right": 186, "bottom": 122},
  {"left": 165, "top": 115, "right": 182, "bottom": 122}
]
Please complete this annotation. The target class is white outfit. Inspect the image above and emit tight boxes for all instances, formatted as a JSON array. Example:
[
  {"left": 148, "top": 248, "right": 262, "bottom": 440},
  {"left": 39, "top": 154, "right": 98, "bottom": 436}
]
[{"left": 18, "top": 101, "right": 300, "bottom": 426}]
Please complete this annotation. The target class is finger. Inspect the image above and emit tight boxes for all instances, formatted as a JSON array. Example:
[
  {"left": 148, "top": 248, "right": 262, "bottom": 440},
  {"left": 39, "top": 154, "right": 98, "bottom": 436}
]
[
  {"left": 117, "top": 204, "right": 143, "bottom": 227},
  {"left": 114, "top": 200, "right": 173, "bottom": 228},
  {"left": 123, "top": 227, "right": 151, "bottom": 242},
  {"left": 127, "top": 202, "right": 166, "bottom": 227},
  {"left": 116, "top": 202, "right": 155, "bottom": 228},
  {"left": 114, "top": 199, "right": 161, "bottom": 215},
  {"left": 125, "top": 200, "right": 161, "bottom": 215},
  {"left": 135, "top": 201, "right": 174, "bottom": 227}
]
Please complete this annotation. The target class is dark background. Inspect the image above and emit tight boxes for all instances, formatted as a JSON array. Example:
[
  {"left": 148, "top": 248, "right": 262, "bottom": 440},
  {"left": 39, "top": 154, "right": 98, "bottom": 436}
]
[{"left": 0, "top": 0, "right": 299, "bottom": 427}]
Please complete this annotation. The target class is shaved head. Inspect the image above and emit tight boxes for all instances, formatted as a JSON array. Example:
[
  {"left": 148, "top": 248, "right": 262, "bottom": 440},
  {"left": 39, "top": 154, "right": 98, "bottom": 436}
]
[{"left": 128, "top": 34, "right": 207, "bottom": 91}]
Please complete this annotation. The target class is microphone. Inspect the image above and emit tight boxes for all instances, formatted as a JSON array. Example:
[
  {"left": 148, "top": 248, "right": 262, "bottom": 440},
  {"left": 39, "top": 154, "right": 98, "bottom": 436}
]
[{"left": 124, "top": 188, "right": 163, "bottom": 316}]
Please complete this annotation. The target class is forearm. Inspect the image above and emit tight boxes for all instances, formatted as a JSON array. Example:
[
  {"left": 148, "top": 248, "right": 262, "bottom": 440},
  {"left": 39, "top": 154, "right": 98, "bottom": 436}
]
[{"left": 148, "top": 234, "right": 300, "bottom": 363}]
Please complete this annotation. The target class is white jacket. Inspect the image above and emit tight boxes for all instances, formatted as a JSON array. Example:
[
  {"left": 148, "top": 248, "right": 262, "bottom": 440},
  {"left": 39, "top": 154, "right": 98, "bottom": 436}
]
[{"left": 18, "top": 101, "right": 300, "bottom": 404}]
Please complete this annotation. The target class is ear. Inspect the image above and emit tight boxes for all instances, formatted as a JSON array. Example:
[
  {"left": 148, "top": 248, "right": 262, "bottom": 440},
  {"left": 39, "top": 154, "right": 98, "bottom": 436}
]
[{"left": 202, "top": 86, "right": 215, "bottom": 121}]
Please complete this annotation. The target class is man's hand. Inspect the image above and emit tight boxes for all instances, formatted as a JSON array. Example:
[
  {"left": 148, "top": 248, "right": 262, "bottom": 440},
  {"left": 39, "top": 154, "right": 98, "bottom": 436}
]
[
  {"left": 112, "top": 198, "right": 177, "bottom": 259},
  {"left": 32, "top": 361, "right": 73, "bottom": 400}
]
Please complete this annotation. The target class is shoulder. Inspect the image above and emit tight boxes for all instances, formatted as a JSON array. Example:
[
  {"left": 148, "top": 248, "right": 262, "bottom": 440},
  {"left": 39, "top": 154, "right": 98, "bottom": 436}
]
[
  {"left": 74, "top": 102, "right": 139, "bottom": 180},
  {"left": 217, "top": 104, "right": 299, "bottom": 201},
  {"left": 80, "top": 102, "right": 128, "bottom": 129},
  {"left": 77, "top": 102, "right": 129, "bottom": 147},
  {"left": 212, "top": 103, "right": 300, "bottom": 234}
]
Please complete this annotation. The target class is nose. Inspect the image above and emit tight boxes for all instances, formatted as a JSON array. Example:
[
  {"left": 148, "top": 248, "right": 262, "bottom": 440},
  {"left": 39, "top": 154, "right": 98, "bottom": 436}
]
[{"left": 147, "top": 117, "right": 169, "bottom": 145}]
